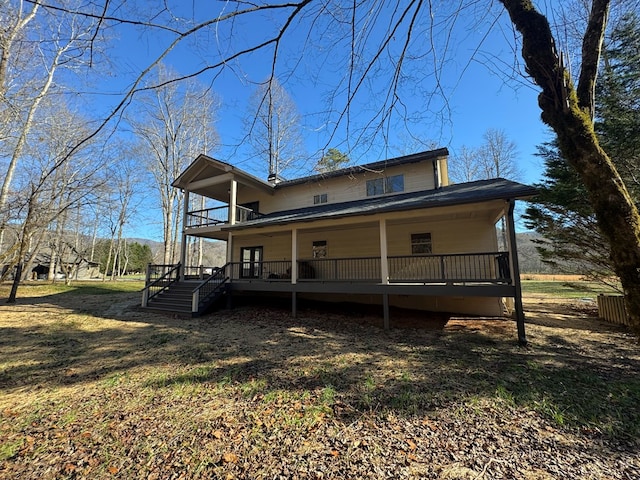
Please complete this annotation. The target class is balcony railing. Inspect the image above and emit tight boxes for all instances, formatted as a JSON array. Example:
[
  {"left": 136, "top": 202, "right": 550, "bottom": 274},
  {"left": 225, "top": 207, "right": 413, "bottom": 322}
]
[
  {"left": 186, "top": 205, "right": 262, "bottom": 228},
  {"left": 225, "top": 252, "right": 511, "bottom": 284}
]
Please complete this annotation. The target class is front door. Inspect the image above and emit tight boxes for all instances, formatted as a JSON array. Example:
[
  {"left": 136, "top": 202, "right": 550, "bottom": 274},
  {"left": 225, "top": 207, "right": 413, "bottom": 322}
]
[{"left": 240, "top": 246, "right": 263, "bottom": 279}]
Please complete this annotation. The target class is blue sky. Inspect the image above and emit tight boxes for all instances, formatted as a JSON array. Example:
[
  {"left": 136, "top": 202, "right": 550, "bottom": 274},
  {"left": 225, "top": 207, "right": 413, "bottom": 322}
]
[{"left": 94, "top": 1, "right": 553, "bottom": 239}]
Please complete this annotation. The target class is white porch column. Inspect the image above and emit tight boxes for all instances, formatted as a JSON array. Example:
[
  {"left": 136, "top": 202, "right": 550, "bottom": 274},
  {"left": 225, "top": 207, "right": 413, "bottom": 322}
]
[
  {"left": 226, "top": 232, "right": 233, "bottom": 264},
  {"left": 291, "top": 228, "right": 298, "bottom": 317},
  {"left": 291, "top": 228, "right": 298, "bottom": 285},
  {"left": 229, "top": 178, "right": 237, "bottom": 225},
  {"left": 179, "top": 189, "right": 190, "bottom": 280},
  {"left": 380, "top": 219, "right": 390, "bottom": 329},
  {"left": 225, "top": 232, "right": 234, "bottom": 293},
  {"left": 379, "top": 219, "right": 389, "bottom": 283}
]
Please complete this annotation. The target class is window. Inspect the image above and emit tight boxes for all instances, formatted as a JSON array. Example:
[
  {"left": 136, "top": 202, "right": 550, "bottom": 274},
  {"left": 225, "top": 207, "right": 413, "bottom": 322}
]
[
  {"left": 314, "top": 193, "right": 328, "bottom": 204},
  {"left": 312, "top": 240, "right": 327, "bottom": 258},
  {"left": 366, "top": 174, "right": 404, "bottom": 196},
  {"left": 411, "top": 233, "right": 432, "bottom": 254}
]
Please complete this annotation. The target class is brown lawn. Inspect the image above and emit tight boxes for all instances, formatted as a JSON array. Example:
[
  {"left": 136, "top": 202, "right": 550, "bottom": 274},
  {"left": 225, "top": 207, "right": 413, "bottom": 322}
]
[{"left": 0, "top": 282, "right": 638, "bottom": 479}]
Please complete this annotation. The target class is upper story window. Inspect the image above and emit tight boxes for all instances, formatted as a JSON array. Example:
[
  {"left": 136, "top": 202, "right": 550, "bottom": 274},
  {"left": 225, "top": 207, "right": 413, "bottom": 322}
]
[
  {"left": 312, "top": 240, "right": 327, "bottom": 258},
  {"left": 366, "top": 174, "right": 404, "bottom": 197},
  {"left": 411, "top": 233, "right": 432, "bottom": 254},
  {"left": 314, "top": 193, "right": 328, "bottom": 204}
]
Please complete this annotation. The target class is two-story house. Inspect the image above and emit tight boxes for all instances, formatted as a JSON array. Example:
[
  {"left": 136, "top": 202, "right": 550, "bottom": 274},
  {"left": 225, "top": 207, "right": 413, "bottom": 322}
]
[{"left": 142, "top": 148, "right": 535, "bottom": 344}]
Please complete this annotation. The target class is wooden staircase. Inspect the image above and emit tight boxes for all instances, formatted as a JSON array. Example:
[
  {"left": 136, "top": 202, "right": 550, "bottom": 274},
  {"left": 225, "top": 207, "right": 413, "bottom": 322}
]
[
  {"left": 144, "top": 277, "right": 230, "bottom": 316},
  {"left": 145, "top": 280, "right": 200, "bottom": 314},
  {"left": 142, "top": 264, "right": 231, "bottom": 316}
]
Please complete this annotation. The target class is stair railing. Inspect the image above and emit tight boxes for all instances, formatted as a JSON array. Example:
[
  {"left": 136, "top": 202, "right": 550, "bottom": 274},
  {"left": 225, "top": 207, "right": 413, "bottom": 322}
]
[
  {"left": 141, "top": 263, "right": 181, "bottom": 307},
  {"left": 191, "top": 263, "right": 230, "bottom": 315}
]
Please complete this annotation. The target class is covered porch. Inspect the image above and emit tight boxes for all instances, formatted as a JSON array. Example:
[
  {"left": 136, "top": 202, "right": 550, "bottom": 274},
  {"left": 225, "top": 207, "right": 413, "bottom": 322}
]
[{"left": 161, "top": 197, "right": 526, "bottom": 343}]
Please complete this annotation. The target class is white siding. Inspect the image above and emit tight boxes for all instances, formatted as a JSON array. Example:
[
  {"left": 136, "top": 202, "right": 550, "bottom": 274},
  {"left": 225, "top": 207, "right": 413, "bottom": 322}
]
[
  {"left": 297, "top": 225, "right": 380, "bottom": 259},
  {"left": 236, "top": 161, "right": 438, "bottom": 214},
  {"left": 232, "top": 233, "right": 291, "bottom": 261}
]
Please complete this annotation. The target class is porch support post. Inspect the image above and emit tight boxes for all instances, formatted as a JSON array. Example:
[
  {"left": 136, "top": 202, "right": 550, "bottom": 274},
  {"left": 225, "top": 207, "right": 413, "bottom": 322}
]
[
  {"left": 226, "top": 232, "right": 233, "bottom": 274},
  {"left": 180, "top": 189, "right": 190, "bottom": 280},
  {"left": 383, "top": 294, "right": 390, "bottom": 330},
  {"left": 291, "top": 228, "right": 298, "bottom": 285},
  {"left": 380, "top": 219, "right": 390, "bottom": 329},
  {"left": 229, "top": 178, "right": 237, "bottom": 225},
  {"left": 291, "top": 228, "right": 298, "bottom": 317},
  {"left": 379, "top": 219, "right": 389, "bottom": 284},
  {"left": 506, "top": 200, "right": 527, "bottom": 346}
]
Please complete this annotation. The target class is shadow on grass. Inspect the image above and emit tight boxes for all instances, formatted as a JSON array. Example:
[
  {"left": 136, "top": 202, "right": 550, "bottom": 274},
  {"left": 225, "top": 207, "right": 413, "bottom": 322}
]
[{"left": 1, "top": 287, "right": 639, "bottom": 448}]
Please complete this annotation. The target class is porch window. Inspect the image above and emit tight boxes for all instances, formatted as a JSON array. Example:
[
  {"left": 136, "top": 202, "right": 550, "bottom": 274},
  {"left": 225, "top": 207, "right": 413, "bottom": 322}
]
[
  {"left": 411, "top": 233, "right": 432, "bottom": 254},
  {"left": 314, "top": 193, "right": 328, "bottom": 204},
  {"left": 366, "top": 174, "right": 404, "bottom": 196},
  {"left": 312, "top": 240, "right": 327, "bottom": 258},
  {"left": 240, "top": 246, "right": 263, "bottom": 278}
]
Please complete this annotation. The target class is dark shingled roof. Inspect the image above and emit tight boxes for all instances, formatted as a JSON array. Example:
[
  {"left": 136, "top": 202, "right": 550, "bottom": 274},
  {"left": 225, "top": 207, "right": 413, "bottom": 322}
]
[{"left": 225, "top": 177, "right": 537, "bottom": 231}]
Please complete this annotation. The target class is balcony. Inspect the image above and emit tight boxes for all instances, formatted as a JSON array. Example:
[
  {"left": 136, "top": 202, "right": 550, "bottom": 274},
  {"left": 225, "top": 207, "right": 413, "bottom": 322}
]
[{"left": 186, "top": 205, "right": 262, "bottom": 228}]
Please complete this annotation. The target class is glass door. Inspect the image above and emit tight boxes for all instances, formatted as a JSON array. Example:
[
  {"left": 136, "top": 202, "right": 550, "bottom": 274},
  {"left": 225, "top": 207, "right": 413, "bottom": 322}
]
[{"left": 240, "top": 246, "right": 263, "bottom": 278}]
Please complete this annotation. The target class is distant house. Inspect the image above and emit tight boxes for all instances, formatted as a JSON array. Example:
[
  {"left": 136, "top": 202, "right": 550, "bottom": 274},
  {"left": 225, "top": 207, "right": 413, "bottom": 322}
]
[
  {"left": 143, "top": 148, "right": 535, "bottom": 343},
  {"left": 31, "top": 254, "right": 100, "bottom": 280}
]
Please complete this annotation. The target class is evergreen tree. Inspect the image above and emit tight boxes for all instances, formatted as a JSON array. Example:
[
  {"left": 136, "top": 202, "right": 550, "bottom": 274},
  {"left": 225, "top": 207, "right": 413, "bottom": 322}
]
[
  {"left": 315, "top": 149, "right": 350, "bottom": 173},
  {"left": 524, "top": 142, "right": 616, "bottom": 285},
  {"left": 524, "top": 13, "right": 639, "bottom": 288},
  {"left": 596, "top": 12, "right": 640, "bottom": 197}
]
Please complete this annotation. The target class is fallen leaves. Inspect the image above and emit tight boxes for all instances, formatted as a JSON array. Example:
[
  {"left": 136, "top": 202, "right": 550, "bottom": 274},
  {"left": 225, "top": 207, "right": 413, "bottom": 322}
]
[
  {"left": 222, "top": 452, "right": 239, "bottom": 464},
  {"left": 1, "top": 299, "right": 638, "bottom": 480}
]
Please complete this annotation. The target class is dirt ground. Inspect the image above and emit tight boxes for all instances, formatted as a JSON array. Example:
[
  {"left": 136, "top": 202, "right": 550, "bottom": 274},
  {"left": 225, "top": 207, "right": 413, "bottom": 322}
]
[{"left": 0, "top": 286, "right": 638, "bottom": 479}]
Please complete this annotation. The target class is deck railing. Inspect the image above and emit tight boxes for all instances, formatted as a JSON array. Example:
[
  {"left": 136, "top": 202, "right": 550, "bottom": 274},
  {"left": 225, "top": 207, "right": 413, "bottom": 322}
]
[
  {"left": 191, "top": 266, "right": 229, "bottom": 314},
  {"left": 302, "top": 257, "right": 381, "bottom": 281},
  {"left": 225, "top": 252, "right": 510, "bottom": 284},
  {"left": 227, "top": 260, "right": 293, "bottom": 280},
  {"left": 183, "top": 265, "right": 216, "bottom": 279},
  {"left": 186, "top": 205, "right": 262, "bottom": 228},
  {"left": 389, "top": 252, "right": 510, "bottom": 283},
  {"left": 142, "top": 263, "right": 181, "bottom": 306}
]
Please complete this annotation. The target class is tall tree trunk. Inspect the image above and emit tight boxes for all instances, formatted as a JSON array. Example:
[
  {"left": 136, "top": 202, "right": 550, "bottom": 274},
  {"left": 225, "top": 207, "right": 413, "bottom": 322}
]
[
  {"left": 0, "top": 45, "right": 66, "bottom": 253},
  {"left": 500, "top": 0, "right": 640, "bottom": 333}
]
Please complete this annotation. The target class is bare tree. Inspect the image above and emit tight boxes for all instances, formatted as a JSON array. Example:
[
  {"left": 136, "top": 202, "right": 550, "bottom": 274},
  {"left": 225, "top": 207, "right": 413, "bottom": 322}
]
[
  {"left": 478, "top": 129, "right": 521, "bottom": 180},
  {"left": 5, "top": 104, "right": 102, "bottom": 299},
  {"left": 14, "top": 0, "right": 640, "bottom": 331},
  {"left": 99, "top": 148, "right": 142, "bottom": 281},
  {"left": 0, "top": 0, "right": 106, "bottom": 253},
  {"left": 129, "top": 65, "right": 219, "bottom": 264},
  {"left": 247, "top": 78, "right": 305, "bottom": 180},
  {"left": 448, "top": 146, "right": 482, "bottom": 184},
  {"left": 450, "top": 130, "right": 520, "bottom": 183}
]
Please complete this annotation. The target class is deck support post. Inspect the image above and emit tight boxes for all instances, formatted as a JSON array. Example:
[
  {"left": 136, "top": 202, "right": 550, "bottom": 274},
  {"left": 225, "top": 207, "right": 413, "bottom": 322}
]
[
  {"left": 506, "top": 200, "right": 527, "bottom": 346},
  {"left": 383, "top": 294, "right": 390, "bottom": 330},
  {"left": 292, "top": 291, "right": 297, "bottom": 318},
  {"left": 180, "top": 190, "right": 190, "bottom": 280}
]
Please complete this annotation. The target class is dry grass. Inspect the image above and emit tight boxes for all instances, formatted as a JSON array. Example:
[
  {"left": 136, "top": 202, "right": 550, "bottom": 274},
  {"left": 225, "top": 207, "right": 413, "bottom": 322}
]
[{"left": 1, "top": 281, "right": 639, "bottom": 479}]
